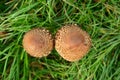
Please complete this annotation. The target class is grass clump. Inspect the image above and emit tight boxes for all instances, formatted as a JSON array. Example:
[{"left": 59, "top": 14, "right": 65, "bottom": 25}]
[{"left": 0, "top": 0, "right": 120, "bottom": 80}]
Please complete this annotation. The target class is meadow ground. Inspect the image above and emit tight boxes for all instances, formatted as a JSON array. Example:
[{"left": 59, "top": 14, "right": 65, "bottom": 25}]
[{"left": 0, "top": 0, "right": 120, "bottom": 80}]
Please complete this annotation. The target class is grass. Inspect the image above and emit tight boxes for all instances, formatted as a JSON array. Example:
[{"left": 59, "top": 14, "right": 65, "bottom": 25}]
[{"left": 0, "top": 0, "right": 120, "bottom": 80}]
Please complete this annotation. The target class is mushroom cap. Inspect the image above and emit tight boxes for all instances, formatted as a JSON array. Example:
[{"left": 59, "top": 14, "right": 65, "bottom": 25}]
[
  {"left": 55, "top": 24, "right": 91, "bottom": 62},
  {"left": 23, "top": 28, "right": 53, "bottom": 58}
]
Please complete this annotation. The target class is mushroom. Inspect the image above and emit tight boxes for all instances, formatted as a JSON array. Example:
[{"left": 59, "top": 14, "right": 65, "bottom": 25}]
[
  {"left": 55, "top": 24, "right": 91, "bottom": 62},
  {"left": 0, "top": 31, "right": 7, "bottom": 38},
  {"left": 23, "top": 28, "right": 53, "bottom": 58}
]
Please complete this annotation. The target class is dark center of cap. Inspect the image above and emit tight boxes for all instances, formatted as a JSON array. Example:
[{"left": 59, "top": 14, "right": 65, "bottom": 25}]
[
  {"left": 65, "top": 33, "right": 85, "bottom": 50},
  {"left": 27, "top": 35, "right": 45, "bottom": 52}
]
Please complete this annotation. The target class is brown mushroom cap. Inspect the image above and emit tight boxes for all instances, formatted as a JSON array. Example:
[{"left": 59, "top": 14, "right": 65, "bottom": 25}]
[
  {"left": 55, "top": 24, "right": 91, "bottom": 62},
  {"left": 23, "top": 28, "right": 53, "bottom": 58}
]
